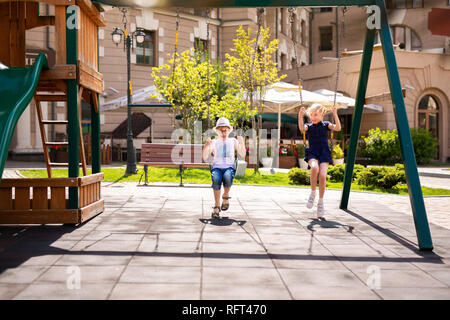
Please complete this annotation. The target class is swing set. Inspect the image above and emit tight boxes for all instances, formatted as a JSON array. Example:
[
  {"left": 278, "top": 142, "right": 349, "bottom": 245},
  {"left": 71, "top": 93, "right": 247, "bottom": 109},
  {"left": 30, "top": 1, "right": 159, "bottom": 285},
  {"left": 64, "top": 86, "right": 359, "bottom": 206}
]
[
  {"left": 0, "top": 0, "right": 433, "bottom": 251},
  {"left": 137, "top": 0, "right": 433, "bottom": 251}
]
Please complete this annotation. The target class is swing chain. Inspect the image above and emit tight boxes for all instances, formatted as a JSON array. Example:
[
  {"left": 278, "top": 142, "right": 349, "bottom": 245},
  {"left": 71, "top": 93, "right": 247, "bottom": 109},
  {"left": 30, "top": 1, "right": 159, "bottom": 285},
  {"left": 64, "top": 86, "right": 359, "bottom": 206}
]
[
  {"left": 206, "top": 8, "right": 211, "bottom": 129},
  {"left": 169, "top": 8, "right": 180, "bottom": 127},
  {"left": 288, "top": 7, "right": 303, "bottom": 107}
]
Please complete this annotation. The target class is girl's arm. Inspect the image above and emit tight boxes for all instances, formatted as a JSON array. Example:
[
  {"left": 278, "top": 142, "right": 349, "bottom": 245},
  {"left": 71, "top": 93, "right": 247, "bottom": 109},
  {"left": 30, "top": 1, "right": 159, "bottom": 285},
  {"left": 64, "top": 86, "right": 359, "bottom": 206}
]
[
  {"left": 298, "top": 107, "right": 308, "bottom": 132},
  {"left": 328, "top": 106, "right": 342, "bottom": 131}
]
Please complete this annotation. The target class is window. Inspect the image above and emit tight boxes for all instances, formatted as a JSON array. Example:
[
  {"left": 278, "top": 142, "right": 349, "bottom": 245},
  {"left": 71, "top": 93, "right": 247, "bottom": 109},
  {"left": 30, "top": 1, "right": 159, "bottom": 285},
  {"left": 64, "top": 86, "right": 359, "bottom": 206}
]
[
  {"left": 320, "top": 7, "right": 333, "bottom": 12},
  {"left": 194, "top": 38, "right": 208, "bottom": 53},
  {"left": 194, "top": 8, "right": 209, "bottom": 17},
  {"left": 280, "top": 53, "right": 287, "bottom": 70},
  {"left": 301, "top": 20, "right": 306, "bottom": 46},
  {"left": 390, "top": 25, "right": 422, "bottom": 51},
  {"left": 291, "top": 58, "right": 297, "bottom": 69},
  {"left": 280, "top": 8, "right": 287, "bottom": 35},
  {"left": 386, "top": 0, "right": 424, "bottom": 9},
  {"left": 136, "top": 30, "right": 156, "bottom": 66},
  {"left": 319, "top": 26, "right": 333, "bottom": 51},
  {"left": 418, "top": 95, "right": 440, "bottom": 158}
]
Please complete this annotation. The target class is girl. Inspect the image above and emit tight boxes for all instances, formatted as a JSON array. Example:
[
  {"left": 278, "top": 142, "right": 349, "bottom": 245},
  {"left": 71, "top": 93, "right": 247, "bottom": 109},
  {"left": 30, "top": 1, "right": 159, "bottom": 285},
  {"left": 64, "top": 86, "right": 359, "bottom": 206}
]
[
  {"left": 298, "top": 103, "right": 341, "bottom": 218},
  {"left": 202, "top": 117, "right": 246, "bottom": 219}
]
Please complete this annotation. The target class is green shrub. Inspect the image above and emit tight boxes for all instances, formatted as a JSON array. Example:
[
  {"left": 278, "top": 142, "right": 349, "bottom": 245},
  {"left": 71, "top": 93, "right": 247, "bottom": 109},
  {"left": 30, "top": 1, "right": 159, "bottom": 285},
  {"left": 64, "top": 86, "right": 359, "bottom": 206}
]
[
  {"left": 331, "top": 144, "right": 344, "bottom": 159},
  {"left": 361, "top": 127, "right": 437, "bottom": 165},
  {"left": 361, "top": 128, "right": 401, "bottom": 164},
  {"left": 356, "top": 165, "right": 406, "bottom": 189},
  {"left": 327, "top": 164, "right": 365, "bottom": 182},
  {"left": 288, "top": 168, "right": 310, "bottom": 185},
  {"left": 286, "top": 149, "right": 295, "bottom": 156},
  {"left": 410, "top": 128, "right": 438, "bottom": 164},
  {"left": 327, "top": 164, "right": 345, "bottom": 182},
  {"left": 297, "top": 144, "right": 306, "bottom": 158}
]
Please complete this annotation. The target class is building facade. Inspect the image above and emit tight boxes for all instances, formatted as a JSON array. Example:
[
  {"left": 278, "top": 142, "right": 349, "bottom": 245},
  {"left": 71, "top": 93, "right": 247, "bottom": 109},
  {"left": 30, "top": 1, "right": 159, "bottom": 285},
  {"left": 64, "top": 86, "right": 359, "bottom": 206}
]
[{"left": 7, "top": 1, "right": 450, "bottom": 163}]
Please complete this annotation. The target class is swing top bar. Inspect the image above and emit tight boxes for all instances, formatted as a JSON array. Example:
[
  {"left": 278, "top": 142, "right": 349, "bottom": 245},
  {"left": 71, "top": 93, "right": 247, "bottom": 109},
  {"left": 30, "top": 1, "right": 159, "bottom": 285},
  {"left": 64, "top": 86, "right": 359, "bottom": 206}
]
[{"left": 91, "top": 0, "right": 377, "bottom": 8}]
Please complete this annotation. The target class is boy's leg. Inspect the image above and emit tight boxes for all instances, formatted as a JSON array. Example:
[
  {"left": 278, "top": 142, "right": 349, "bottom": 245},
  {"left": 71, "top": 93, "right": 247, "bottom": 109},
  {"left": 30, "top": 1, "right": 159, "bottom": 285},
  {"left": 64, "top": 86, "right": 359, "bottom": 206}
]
[
  {"left": 221, "top": 168, "right": 235, "bottom": 210},
  {"left": 211, "top": 169, "right": 223, "bottom": 213}
]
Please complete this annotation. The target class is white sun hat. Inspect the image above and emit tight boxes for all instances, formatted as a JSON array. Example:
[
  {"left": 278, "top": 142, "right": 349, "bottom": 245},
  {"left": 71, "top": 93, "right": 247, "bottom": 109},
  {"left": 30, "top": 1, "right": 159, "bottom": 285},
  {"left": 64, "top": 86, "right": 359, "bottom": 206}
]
[{"left": 214, "top": 117, "right": 233, "bottom": 135}]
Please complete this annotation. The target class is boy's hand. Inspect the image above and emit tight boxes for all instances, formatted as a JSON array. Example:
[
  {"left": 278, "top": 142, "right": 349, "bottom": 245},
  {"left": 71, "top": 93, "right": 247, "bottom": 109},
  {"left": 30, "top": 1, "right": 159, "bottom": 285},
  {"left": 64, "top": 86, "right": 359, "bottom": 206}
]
[{"left": 205, "top": 138, "right": 212, "bottom": 146}]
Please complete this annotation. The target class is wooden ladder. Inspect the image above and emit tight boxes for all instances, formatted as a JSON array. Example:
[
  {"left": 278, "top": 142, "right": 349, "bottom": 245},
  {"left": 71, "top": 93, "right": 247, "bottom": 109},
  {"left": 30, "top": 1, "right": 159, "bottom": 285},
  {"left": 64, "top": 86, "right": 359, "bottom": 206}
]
[{"left": 34, "top": 88, "right": 87, "bottom": 178}]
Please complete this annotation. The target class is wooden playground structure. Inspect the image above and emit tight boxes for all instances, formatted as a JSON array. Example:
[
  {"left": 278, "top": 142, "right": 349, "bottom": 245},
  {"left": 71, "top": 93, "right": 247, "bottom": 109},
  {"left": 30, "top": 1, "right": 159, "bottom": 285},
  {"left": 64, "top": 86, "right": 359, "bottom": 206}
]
[{"left": 0, "top": 0, "right": 105, "bottom": 224}]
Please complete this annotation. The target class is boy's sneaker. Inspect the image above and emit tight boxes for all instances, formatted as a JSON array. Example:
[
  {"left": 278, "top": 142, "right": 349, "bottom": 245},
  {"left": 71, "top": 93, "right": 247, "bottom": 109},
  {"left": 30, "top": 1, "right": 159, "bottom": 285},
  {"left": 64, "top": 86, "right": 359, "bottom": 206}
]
[
  {"left": 306, "top": 192, "right": 316, "bottom": 209},
  {"left": 317, "top": 200, "right": 325, "bottom": 218}
]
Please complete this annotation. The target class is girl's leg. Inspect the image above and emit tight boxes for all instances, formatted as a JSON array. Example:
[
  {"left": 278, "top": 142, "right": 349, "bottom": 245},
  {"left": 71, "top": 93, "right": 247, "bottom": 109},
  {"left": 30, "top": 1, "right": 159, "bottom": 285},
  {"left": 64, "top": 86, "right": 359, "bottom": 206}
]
[
  {"left": 306, "top": 159, "right": 319, "bottom": 208},
  {"left": 317, "top": 162, "right": 329, "bottom": 218},
  {"left": 308, "top": 159, "right": 319, "bottom": 191},
  {"left": 318, "top": 162, "right": 329, "bottom": 198}
]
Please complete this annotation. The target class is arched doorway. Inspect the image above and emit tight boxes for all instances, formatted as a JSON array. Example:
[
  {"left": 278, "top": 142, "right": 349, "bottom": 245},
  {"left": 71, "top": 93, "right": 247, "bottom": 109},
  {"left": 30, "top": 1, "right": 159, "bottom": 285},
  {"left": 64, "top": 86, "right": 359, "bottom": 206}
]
[{"left": 417, "top": 95, "right": 439, "bottom": 159}]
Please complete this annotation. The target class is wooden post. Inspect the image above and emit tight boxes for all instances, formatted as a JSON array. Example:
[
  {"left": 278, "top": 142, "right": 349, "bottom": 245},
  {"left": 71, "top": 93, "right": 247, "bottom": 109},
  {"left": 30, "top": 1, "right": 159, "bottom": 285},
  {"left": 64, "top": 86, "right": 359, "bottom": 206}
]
[{"left": 66, "top": 4, "right": 80, "bottom": 209}]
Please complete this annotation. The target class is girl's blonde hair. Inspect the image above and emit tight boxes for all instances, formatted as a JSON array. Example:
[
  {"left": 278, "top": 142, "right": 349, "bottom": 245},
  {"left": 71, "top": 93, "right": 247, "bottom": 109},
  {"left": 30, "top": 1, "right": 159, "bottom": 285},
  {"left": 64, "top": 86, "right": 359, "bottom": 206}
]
[{"left": 306, "top": 103, "right": 326, "bottom": 117}]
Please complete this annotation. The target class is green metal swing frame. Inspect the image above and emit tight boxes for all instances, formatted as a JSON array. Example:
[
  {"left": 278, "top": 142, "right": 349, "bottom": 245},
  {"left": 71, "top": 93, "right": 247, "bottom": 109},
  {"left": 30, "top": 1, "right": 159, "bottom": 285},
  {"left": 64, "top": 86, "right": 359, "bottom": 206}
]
[{"left": 89, "top": 0, "right": 432, "bottom": 250}]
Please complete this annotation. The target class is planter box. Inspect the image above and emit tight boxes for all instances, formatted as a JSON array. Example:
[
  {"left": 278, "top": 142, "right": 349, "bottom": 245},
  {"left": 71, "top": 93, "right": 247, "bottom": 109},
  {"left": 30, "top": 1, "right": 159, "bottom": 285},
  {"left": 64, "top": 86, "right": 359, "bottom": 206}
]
[
  {"left": 49, "top": 150, "right": 68, "bottom": 163},
  {"left": 278, "top": 156, "right": 297, "bottom": 169},
  {"left": 333, "top": 158, "right": 344, "bottom": 165},
  {"left": 261, "top": 157, "right": 273, "bottom": 168}
]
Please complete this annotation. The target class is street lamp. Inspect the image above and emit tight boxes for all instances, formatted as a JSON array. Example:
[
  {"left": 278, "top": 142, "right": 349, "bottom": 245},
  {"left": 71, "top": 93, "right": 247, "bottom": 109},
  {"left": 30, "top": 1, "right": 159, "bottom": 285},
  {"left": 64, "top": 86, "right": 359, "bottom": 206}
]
[{"left": 111, "top": 8, "right": 146, "bottom": 174}]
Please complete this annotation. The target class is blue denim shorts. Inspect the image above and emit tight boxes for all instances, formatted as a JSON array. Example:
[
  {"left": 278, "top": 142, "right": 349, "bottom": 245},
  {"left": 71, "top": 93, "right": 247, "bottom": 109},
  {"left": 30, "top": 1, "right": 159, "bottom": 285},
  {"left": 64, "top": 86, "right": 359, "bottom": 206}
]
[{"left": 211, "top": 167, "right": 235, "bottom": 190}]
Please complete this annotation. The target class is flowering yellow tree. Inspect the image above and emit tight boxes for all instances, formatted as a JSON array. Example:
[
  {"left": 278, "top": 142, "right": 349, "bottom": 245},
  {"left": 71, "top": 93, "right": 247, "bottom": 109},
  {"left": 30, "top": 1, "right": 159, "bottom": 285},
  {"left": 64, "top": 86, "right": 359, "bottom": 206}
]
[
  {"left": 152, "top": 49, "right": 254, "bottom": 136},
  {"left": 225, "top": 26, "right": 285, "bottom": 172}
]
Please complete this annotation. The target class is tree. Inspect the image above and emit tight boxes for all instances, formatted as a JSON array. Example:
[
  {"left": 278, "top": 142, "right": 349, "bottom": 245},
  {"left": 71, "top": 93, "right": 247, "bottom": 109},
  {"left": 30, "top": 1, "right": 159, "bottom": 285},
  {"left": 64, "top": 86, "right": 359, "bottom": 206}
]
[
  {"left": 224, "top": 25, "right": 285, "bottom": 172},
  {"left": 152, "top": 48, "right": 254, "bottom": 137}
]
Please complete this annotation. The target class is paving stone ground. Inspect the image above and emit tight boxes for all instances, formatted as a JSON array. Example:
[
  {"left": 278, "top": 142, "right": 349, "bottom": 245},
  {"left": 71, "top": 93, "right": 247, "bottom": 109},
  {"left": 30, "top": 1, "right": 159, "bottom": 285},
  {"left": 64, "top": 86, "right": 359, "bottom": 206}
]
[{"left": 0, "top": 183, "right": 449, "bottom": 300}]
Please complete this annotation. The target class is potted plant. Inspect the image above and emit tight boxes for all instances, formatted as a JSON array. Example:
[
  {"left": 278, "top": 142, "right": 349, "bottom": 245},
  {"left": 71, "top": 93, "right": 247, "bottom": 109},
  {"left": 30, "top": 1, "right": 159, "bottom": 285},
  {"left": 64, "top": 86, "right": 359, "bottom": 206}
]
[
  {"left": 278, "top": 146, "right": 297, "bottom": 169},
  {"left": 49, "top": 145, "right": 68, "bottom": 163},
  {"left": 260, "top": 146, "right": 273, "bottom": 168},
  {"left": 297, "top": 144, "right": 308, "bottom": 169},
  {"left": 332, "top": 144, "right": 344, "bottom": 165}
]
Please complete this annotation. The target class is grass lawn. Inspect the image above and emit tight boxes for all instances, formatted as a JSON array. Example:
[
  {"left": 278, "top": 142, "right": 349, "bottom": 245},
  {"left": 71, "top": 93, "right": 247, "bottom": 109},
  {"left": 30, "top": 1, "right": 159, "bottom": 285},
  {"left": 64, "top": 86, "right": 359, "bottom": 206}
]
[{"left": 19, "top": 166, "right": 450, "bottom": 196}]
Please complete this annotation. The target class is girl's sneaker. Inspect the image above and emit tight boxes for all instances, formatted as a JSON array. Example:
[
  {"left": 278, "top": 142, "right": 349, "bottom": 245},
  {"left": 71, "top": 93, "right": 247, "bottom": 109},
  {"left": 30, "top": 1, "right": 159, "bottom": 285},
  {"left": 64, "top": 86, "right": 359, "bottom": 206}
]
[
  {"left": 317, "top": 199, "right": 325, "bottom": 218},
  {"left": 306, "top": 192, "right": 316, "bottom": 209}
]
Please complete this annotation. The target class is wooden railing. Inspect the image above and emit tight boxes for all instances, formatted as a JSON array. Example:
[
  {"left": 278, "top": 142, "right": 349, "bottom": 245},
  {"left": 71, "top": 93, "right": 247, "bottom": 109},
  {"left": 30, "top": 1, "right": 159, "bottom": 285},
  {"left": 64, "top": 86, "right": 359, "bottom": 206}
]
[{"left": 0, "top": 173, "right": 104, "bottom": 224}]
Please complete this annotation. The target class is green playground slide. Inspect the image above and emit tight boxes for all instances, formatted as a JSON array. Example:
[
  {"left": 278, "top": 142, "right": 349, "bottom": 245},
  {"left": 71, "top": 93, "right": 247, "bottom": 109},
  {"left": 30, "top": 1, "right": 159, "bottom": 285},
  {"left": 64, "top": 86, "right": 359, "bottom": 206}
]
[{"left": 0, "top": 53, "right": 49, "bottom": 181}]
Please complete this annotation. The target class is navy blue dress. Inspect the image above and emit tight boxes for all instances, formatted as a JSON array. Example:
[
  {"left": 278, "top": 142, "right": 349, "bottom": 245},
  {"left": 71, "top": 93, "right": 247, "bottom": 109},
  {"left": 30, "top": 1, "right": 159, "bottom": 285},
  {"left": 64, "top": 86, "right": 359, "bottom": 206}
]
[{"left": 304, "top": 121, "right": 333, "bottom": 164}]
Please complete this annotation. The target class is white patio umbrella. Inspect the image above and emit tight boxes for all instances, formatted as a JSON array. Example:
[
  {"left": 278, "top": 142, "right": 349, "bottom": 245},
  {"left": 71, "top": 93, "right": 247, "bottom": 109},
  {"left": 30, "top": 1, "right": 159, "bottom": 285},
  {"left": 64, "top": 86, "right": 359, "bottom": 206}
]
[
  {"left": 101, "top": 85, "right": 166, "bottom": 111},
  {"left": 313, "top": 89, "right": 383, "bottom": 113},
  {"left": 248, "top": 82, "right": 347, "bottom": 168}
]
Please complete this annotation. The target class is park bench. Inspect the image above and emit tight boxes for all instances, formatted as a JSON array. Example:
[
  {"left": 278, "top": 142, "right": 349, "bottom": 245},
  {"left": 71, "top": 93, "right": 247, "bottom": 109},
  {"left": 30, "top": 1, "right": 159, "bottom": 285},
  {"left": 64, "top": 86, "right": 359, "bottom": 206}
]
[{"left": 139, "top": 143, "right": 210, "bottom": 186}]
